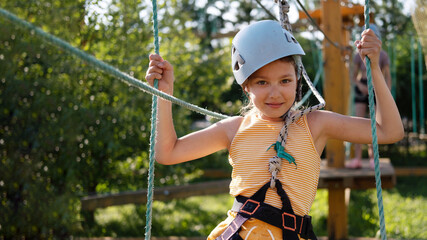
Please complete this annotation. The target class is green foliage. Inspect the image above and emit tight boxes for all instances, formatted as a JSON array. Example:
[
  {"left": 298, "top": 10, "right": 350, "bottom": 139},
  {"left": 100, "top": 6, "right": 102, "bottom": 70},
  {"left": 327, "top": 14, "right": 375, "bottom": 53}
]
[{"left": 0, "top": 0, "right": 241, "bottom": 238}]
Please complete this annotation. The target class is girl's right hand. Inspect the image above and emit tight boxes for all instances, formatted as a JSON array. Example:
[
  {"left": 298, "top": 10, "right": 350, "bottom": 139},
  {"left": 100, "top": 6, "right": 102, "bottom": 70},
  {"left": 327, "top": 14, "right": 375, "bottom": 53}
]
[{"left": 145, "top": 54, "right": 174, "bottom": 94}]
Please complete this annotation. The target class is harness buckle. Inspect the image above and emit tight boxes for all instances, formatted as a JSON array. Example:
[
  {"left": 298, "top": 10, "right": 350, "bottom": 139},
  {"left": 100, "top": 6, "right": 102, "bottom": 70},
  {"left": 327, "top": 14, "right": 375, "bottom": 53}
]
[
  {"left": 282, "top": 212, "right": 297, "bottom": 231},
  {"left": 240, "top": 199, "right": 260, "bottom": 216}
]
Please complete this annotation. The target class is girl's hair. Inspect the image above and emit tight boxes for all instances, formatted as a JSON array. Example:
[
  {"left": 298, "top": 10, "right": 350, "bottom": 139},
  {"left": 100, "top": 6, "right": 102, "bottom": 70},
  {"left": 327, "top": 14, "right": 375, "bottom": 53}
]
[{"left": 240, "top": 56, "right": 302, "bottom": 117}]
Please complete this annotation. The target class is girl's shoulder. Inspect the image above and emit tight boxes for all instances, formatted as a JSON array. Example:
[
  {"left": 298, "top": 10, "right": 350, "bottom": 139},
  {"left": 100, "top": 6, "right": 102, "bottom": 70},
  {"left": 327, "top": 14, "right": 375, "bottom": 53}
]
[
  {"left": 216, "top": 115, "right": 244, "bottom": 146},
  {"left": 307, "top": 110, "right": 340, "bottom": 129},
  {"left": 219, "top": 115, "right": 244, "bottom": 128},
  {"left": 306, "top": 109, "right": 339, "bottom": 139}
]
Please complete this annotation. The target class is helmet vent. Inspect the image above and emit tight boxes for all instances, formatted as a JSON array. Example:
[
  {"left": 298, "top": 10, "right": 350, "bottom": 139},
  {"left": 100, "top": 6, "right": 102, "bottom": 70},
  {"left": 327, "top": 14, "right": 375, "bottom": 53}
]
[
  {"left": 234, "top": 62, "right": 240, "bottom": 71},
  {"left": 234, "top": 54, "right": 245, "bottom": 71},
  {"left": 232, "top": 45, "right": 245, "bottom": 71},
  {"left": 283, "top": 31, "right": 298, "bottom": 44}
]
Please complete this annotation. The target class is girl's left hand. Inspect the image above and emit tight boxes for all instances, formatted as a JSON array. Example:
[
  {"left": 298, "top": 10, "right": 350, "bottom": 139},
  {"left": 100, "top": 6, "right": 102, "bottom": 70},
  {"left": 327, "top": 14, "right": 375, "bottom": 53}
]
[{"left": 354, "top": 28, "right": 382, "bottom": 67}]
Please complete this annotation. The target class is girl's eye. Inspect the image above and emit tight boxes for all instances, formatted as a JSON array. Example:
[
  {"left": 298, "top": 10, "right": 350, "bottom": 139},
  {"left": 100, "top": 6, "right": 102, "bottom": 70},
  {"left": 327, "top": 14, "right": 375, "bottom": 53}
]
[
  {"left": 256, "top": 80, "right": 267, "bottom": 85},
  {"left": 281, "top": 79, "right": 291, "bottom": 84}
]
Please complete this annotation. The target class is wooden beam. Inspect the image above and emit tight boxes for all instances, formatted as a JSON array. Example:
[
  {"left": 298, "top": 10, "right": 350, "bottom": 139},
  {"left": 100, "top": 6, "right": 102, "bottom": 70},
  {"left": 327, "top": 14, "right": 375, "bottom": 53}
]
[
  {"left": 299, "top": 5, "right": 364, "bottom": 20},
  {"left": 81, "top": 180, "right": 230, "bottom": 211},
  {"left": 395, "top": 167, "right": 427, "bottom": 176},
  {"left": 321, "top": 0, "right": 351, "bottom": 239},
  {"left": 298, "top": 3, "right": 373, "bottom": 26},
  {"left": 321, "top": 159, "right": 396, "bottom": 189},
  {"left": 80, "top": 159, "right": 396, "bottom": 211}
]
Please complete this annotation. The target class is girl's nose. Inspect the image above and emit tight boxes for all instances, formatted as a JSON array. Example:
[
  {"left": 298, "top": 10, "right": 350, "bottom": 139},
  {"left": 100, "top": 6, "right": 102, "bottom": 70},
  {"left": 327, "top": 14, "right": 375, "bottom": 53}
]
[{"left": 268, "top": 85, "right": 281, "bottom": 98}]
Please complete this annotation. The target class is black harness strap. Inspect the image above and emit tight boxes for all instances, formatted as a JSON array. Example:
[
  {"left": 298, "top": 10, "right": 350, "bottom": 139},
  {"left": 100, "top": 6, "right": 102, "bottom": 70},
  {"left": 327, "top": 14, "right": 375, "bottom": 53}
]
[{"left": 216, "top": 180, "right": 317, "bottom": 240}]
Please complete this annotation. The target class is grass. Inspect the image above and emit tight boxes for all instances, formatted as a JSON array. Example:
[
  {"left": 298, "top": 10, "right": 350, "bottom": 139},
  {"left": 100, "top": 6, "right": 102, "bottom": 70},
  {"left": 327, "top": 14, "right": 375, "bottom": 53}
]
[{"left": 90, "top": 176, "right": 426, "bottom": 239}]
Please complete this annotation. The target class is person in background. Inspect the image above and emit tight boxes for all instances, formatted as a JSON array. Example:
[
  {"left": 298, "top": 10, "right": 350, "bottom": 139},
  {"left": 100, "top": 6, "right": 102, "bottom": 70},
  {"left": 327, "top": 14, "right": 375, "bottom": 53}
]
[{"left": 347, "top": 24, "right": 392, "bottom": 169}]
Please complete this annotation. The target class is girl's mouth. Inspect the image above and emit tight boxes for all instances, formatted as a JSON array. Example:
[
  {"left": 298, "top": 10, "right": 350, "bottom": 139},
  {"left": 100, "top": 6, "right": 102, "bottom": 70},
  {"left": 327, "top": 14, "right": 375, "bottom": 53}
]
[{"left": 266, "top": 103, "right": 283, "bottom": 108}]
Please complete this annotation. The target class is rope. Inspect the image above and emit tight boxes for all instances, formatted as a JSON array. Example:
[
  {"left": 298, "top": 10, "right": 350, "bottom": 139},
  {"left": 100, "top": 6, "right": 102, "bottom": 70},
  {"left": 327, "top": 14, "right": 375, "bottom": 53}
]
[
  {"left": 0, "top": 7, "right": 228, "bottom": 121},
  {"left": 144, "top": 0, "right": 160, "bottom": 238},
  {"left": 364, "top": 1, "right": 387, "bottom": 239}
]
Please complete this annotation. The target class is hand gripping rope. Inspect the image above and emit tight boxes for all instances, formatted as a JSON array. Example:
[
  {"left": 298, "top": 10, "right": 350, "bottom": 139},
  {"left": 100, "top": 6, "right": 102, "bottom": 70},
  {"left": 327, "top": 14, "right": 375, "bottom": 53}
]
[
  {"left": 144, "top": 0, "right": 160, "bottom": 238},
  {"left": 364, "top": 1, "right": 388, "bottom": 239}
]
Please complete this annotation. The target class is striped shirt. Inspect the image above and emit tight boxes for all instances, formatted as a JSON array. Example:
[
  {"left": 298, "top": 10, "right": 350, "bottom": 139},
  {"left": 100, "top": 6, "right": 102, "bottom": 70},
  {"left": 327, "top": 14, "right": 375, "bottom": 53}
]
[{"left": 229, "top": 113, "right": 321, "bottom": 216}]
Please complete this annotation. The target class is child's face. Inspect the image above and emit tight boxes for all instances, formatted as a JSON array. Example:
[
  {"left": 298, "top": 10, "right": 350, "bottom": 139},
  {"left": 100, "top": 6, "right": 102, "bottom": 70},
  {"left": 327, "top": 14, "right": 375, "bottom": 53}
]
[{"left": 244, "top": 59, "right": 297, "bottom": 121}]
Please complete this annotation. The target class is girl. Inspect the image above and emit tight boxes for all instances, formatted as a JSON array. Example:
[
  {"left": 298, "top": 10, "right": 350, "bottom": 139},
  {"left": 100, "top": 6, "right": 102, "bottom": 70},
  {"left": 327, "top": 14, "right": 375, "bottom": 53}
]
[{"left": 145, "top": 20, "right": 403, "bottom": 240}]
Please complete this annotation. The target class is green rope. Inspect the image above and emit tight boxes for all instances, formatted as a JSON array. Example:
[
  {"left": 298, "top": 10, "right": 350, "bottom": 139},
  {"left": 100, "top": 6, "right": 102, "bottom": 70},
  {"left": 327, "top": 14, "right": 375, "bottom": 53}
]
[
  {"left": 0, "top": 7, "right": 228, "bottom": 121},
  {"left": 364, "top": 1, "right": 387, "bottom": 239},
  {"left": 145, "top": 0, "right": 160, "bottom": 238}
]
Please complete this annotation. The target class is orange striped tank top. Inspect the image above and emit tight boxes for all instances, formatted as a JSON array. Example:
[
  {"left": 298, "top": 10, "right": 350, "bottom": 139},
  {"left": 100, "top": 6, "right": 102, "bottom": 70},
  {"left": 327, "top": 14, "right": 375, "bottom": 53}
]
[{"left": 229, "top": 113, "right": 321, "bottom": 216}]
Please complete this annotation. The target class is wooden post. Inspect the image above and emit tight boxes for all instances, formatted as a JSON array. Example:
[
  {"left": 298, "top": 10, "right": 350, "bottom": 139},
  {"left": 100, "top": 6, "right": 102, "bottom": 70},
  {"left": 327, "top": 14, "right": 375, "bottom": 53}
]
[{"left": 321, "top": 0, "right": 350, "bottom": 239}]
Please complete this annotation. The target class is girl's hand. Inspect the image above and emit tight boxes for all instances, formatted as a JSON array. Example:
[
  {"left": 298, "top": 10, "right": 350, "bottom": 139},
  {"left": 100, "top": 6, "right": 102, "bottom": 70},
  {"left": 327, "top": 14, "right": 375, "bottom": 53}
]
[
  {"left": 145, "top": 54, "right": 174, "bottom": 94},
  {"left": 354, "top": 29, "right": 382, "bottom": 67}
]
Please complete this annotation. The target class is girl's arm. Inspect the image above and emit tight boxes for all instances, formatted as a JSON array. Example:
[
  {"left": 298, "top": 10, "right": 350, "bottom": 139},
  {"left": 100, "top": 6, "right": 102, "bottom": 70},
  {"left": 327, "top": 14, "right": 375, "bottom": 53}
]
[
  {"left": 145, "top": 54, "right": 242, "bottom": 165},
  {"left": 308, "top": 29, "right": 404, "bottom": 153}
]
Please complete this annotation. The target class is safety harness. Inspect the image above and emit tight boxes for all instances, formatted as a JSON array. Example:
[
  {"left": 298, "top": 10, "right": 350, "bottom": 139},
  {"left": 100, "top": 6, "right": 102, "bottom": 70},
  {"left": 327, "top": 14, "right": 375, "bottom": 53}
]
[
  {"left": 216, "top": 179, "right": 317, "bottom": 240},
  {"left": 216, "top": 111, "right": 319, "bottom": 240}
]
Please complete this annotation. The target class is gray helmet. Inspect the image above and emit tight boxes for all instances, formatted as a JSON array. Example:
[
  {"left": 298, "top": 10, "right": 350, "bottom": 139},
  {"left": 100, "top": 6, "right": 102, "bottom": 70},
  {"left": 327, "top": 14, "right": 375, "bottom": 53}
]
[{"left": 231, "top": 20, "right": 305, "bottom": 85}]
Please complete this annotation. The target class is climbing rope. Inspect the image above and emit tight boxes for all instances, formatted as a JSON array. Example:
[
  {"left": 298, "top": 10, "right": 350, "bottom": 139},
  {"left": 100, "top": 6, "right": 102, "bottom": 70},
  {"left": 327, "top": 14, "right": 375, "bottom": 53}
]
[
  {"left": 0, "top": 8, "right": 228, "bottom": 121},
  {"left": 144, "top": 0, "right": 160, "bottom": 238},
  {"left": 364, "top": 1, "right": 387, "bottom": 239}
]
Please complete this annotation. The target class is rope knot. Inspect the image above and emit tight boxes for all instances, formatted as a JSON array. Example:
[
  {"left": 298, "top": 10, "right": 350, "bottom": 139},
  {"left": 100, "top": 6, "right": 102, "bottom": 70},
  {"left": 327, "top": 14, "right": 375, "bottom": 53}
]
[{"left": 267, "top": 141, "right": 297, "bottom": 167}]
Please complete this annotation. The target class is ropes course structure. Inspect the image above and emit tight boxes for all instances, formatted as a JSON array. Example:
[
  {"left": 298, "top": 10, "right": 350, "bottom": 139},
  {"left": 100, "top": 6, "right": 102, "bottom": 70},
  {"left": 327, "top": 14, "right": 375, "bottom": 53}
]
[{"left": 0, "top": 0, "right": 391, "bottom": 239}]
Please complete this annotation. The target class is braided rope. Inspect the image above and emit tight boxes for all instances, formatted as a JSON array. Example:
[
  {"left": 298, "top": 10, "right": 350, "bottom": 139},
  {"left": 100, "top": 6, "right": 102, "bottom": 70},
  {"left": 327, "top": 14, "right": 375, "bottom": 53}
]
[
  {"left": 0, "top": 8, "right": 228, "bottom": 120},
  {"left": 144, "top": 0, "right": 160, "bottom": 238},
  {"left": 364, "top": 1, "right": 387, "bottom": 239},
  {"left": 277, "top": 0, "right": 292, "bottom": 32}
]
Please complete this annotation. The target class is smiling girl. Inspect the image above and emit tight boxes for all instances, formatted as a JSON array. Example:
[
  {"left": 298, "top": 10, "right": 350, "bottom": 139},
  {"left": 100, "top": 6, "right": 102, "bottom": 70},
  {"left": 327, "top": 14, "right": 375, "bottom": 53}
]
[{"left": 145, "top": 20, "right": 403, "bottom": 240}]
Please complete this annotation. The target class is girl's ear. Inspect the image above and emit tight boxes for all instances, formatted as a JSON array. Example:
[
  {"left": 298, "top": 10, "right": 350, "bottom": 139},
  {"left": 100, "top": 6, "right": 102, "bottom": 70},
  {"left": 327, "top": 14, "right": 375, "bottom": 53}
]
[
  {"left": 242, "top": 83, "right": 249, "bottom": 94},
  {"left": 242, "top": 84, "right": 251, "bottom": 100}
]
